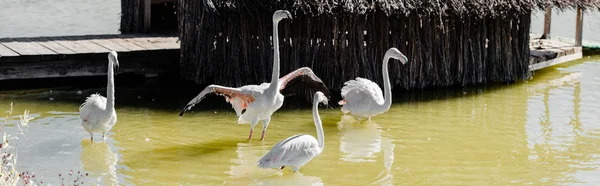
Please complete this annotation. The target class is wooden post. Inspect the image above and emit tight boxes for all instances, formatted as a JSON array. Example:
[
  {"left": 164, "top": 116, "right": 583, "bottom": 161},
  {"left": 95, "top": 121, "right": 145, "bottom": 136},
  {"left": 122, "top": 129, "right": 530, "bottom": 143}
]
[
  {"left": 143, "top": 0, "right": 152, "bottom": 32},
  {"left": 575, "top": 6, "right": 584, "bottom": 46},
  {"left": 542, "top": 6, "right": 552, "bottom": 39}
]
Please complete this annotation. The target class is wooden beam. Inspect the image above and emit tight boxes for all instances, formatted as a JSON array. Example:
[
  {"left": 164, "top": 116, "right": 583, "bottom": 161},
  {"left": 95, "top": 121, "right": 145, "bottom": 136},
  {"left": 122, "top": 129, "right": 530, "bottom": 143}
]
[
  {"left": 542, "top": 6, "right": 552, "bottom": 39},
  {"left": 0, "top": 43, "right": 19, "bottom": 57},
  {"left": 575, "top": 6, "right": 584, "bottom": 46},
  {"left": 143, "top": 0, "right": 152, "bottom": 32},
  {"left": 529, "top": 49, "right": 582, "bottom": 71}
]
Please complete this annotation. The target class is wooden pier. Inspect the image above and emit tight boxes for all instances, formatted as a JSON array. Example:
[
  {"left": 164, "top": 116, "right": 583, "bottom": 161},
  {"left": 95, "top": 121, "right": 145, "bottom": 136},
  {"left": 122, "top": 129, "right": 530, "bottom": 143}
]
[
  {"left": 0, "top": 34, "right": 585, "bottom": 81},
  {"left": 529, "top": 39, "right": 582, "bottom": 71},
  {"left": 0, "top": 34, "right": 585, "bottom": 82},
  {"left": 528, "top": 6, "right": 584, "bottom": 72},
  {"left": 0, "top": 34, "right": 179, "bottom": 80}
]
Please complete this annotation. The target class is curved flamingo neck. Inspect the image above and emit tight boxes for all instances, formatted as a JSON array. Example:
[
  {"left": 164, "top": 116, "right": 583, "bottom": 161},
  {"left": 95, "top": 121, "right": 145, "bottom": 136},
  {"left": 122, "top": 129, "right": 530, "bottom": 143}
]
[
  {"left": 267, "top": 20, "right": 281, "bottom": 95},
  {"left": 312, "top": 98, "right": 324, "bottom": 150},
  {"left": 106, "top": 59, "right": 115, "bottom": 110},
  {"left": 380, "top": 54, "right": 392, "bottom": 112}
]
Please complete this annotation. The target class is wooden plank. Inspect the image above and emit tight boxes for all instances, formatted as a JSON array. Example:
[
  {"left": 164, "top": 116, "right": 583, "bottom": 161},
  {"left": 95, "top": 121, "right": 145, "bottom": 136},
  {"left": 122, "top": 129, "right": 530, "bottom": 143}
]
[
  {"left": 88, "top": 36, "right": 130, "bottom": 52},
  {"left": 124, "top": 37, "right": 164, "bottom": 50},
  {"left": 103, "top": 37, "right": 146, "bottom": 51},
  {"left": 1, "top": 39, "right": 40, "bottom": 55},
  {"left": 0, "top": 59, "right": 162, "bottom": 80},
  {"left": 130, "top": 37, "right": 179, "bottom": 50},
  {"left": 11, "top": 38, "right": 57, "bottom": 55},
  {"left": 72, "top": 39, "right": 111, "bottom": 53},
  {"left": 49, "top": 37, "right": 94, "bottom": 54},
  {"left": 0, "top": 43, "right": 19, "bottom": 57},
  {"left": 149, "top": 37, "right": 180, "bottom": 49},
  {"left": 530, "top": 51, "right": 582, "bottom": 71},
  {"left": 575, "top": 7, "right": 583, "bottom": 46},
  {"left": 30, "top": 37, "right": 75, "bottom": 54},
  {"left": 144, "top": 0, "right": 152, "bottom": 32}
]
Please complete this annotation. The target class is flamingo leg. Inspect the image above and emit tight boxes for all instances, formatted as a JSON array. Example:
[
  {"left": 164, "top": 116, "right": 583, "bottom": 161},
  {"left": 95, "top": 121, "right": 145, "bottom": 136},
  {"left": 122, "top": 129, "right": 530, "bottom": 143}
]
[
  {"left": 248, "top": 118, "right": 259, "bottom": 140},
  {"left": 90, "top": 132, "right": 93, "bottom": 142},
  {"left": 260, "top": 117, "right": 271, "bottom": 140},
  {"left": 102, "top": 132, "right": 106, "bottom": 141}
]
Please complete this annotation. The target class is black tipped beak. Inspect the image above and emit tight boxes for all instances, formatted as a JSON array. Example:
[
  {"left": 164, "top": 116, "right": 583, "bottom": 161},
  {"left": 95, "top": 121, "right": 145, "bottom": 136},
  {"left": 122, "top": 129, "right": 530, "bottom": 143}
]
[
  {"left": 179, "top": 111, "right": 185, "bottom": 116},
  {"left": 401, "top": 56, "right": 408, "bottom": 64}
]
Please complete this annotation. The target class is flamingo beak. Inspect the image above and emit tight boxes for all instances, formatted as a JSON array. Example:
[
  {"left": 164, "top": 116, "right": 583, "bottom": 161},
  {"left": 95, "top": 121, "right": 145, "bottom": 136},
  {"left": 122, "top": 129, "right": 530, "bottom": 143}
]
[
  {"left": 115, "top": 60, "right": 120, "bottom": 75},
  {"left": 400, "top": 55, "right": 408, "bottom": 65}
]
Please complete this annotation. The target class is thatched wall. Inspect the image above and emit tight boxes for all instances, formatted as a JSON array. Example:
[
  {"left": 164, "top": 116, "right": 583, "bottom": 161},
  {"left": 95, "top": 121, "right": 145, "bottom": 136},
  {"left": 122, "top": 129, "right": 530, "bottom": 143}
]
[
  {"left": 120, "top": 0, "right": 143, "bottom": 33},
  {"left": 178, "top": 0, "right": 599, "bottom": 90},
  {"left": 120, "top": 0, "right": 178, "bottom": 34}
]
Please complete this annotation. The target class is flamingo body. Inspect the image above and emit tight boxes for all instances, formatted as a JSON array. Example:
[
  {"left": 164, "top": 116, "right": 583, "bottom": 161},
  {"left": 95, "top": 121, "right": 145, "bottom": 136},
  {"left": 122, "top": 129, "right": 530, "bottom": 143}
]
[
  {"left": 257, "top": 92, "right": 327, "bottom": 172},
  {"left": 339, "top": 48, "right": 408, "bottom": 120},
  {"left": 79, "top": 94, "right": 117, "bottom": 133},
  {"left": 340, "top": 77, "right": 385, "bottom": 118},
  {"left": 257, "top": 134, "right": 320, "bottom": 172},
  {"left": 234, "top": 83, "right": 284, "bottom": 124}
]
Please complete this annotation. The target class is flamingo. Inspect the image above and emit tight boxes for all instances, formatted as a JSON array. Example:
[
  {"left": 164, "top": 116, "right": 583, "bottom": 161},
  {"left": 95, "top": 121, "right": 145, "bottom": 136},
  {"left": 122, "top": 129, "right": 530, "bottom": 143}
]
[
  {"left": 338, "top": 48, "right": 408, "bottom": 120},
  {"left": 179, "top": 10, "right": 331, "bottom": 140},
  {"left": 79, "top": 51, "right": 119, "bottom": 142},
  {"left": 257, "top": 91, "right": 328, "bottom": 172}
]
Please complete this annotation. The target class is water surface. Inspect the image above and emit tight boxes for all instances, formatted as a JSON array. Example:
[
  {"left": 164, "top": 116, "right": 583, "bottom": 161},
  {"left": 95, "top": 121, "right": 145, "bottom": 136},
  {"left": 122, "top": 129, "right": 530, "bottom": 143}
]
[{"left": 1, "top": 56, "right": 600, "bottom": 185}]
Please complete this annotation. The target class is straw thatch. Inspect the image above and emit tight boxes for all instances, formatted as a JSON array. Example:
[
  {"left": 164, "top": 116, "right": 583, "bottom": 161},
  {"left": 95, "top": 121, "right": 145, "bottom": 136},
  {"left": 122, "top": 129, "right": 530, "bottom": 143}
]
[
  {"left": 177, "top": 0, "right": 600, "bottom": 90},
  {"left": 120, "top": 0, "right": 178, "bottom": 33},
  {"left": 120, "top": 0, "right": 143, "bottom": 33}
]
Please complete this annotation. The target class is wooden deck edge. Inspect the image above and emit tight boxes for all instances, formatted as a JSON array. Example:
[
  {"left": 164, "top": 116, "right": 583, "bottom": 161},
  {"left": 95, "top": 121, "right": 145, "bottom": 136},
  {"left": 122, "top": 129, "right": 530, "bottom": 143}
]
[{"left": 529, "top": 50, "right": 582, "bottom": 71}]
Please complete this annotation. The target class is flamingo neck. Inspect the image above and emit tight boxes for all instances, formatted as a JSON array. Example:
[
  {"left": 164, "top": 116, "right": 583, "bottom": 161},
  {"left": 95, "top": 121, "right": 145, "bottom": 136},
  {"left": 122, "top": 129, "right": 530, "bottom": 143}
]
[
  {"left": 381, "top": 55, "right": 392, "bottom": 112},
  {"left": 106, "top": 60, "right": 115, "bottom": 110},
  {"left": 312, "top": 99, "right": 324, "bottom": 150},
  {"left": 268, "top": 21, "right": 281, "bottom": 94}
]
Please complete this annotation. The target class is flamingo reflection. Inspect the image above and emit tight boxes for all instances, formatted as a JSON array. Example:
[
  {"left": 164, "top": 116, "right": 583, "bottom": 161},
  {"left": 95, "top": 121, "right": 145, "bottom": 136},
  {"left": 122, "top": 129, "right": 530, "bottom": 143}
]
[
  {"left": 338, "top": 115, "right": 396, "bottom": 185},
  {"left": 80, "top": 140, "right": 118, "bottom": 185}
]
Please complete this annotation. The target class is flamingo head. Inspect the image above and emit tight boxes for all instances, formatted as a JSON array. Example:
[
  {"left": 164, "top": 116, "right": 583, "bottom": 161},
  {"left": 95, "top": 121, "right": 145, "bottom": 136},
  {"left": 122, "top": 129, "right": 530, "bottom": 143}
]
[
  {"left": 273, "top": 10, "right": 292, "bottom": 23},
  {"left": 108, "top": 51, "right": 120, "bottom": 74},
  {"left": 314, "top": 91, "right": 328, "bottom": 106},
  {"left": 386, "top": 48, "right": 408, "bottom": 65}
]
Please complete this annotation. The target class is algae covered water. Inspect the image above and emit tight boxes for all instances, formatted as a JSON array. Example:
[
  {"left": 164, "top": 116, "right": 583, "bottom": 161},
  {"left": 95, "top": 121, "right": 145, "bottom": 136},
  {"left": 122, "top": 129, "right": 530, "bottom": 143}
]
[{"left": 1, "top": 56, "right": 600, "bottom": 185}]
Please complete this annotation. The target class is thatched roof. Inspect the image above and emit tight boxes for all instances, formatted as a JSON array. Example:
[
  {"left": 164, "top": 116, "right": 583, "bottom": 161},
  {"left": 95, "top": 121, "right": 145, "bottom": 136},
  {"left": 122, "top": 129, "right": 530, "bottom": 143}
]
[{"left": 201, "top": 0, "right": 600, "bottom": 17}]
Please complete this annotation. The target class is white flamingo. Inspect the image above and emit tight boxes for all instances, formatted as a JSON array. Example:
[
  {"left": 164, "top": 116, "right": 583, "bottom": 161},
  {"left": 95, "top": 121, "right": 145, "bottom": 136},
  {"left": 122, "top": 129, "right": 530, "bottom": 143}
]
[
  {"left": 179, "top": 10, "right": 331, "bottom": 140},
  {"left": 257, "top": 91, "right": 328, "bottom": 172},
  {"left": 338, "top": 48, "right": 408, "bottom": 120},
  {"left": 79, "top": 51, "right": 119, "bottom": 141}
]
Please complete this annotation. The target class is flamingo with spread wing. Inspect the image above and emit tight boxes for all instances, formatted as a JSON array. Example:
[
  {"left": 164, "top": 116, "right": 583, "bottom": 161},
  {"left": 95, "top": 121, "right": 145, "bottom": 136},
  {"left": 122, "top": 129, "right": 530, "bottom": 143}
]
[{"left": 179, "top": 10, "right": 331, "bottom": 140}]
